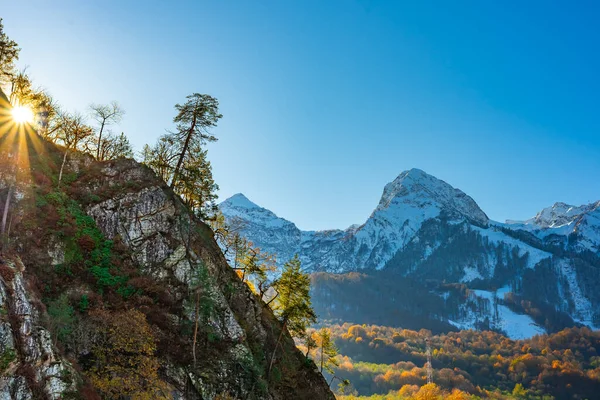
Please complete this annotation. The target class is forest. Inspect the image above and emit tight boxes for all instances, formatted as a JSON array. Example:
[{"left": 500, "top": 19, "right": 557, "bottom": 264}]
[{"left": 303, "top": 323, "right": 600, "bottom": 399}]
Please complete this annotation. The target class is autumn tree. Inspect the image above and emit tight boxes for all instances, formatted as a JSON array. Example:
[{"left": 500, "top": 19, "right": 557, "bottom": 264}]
[
  {"left": 414, "top": 383, "right": 444, "bottom": 400},
  {"left": 88, "top": 309, "right": 171, "bottom": 399},
  {"left": 315, "top": 327, "right": 339, "bottom": 374},
  {"left": 141, "top": 137, "right": 176, "bottom": 183},
  {"left": 6, "top": 69, "right": 55, "bottom": 129},
  {"left": 89, "top": 101, "right": 124, "bottom": 160},
  {"left": 209, "top": 214, "right": 277, "bottom": 294},
  {"left": 53, "top": 111, "right": 94, "bottom": 185},
  {"left": 0, "top": 19, "right": 19, "bottom": 82},
  {"left": 268, "top": 254, "right": 316, "bottom": 377},
  {"left": 304, "top": 328, "right": 317, "bottom": 357},
  {"left": 96, "top": 132, "right": 133, "bottom": 160}
]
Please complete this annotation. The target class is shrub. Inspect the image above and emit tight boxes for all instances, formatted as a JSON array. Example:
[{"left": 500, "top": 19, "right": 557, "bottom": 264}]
[{"left": 0, "top": 264, "right": 15, "bottom": 282}]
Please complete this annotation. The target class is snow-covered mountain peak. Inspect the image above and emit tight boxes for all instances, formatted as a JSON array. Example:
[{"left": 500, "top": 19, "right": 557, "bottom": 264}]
[
  {"left": 376, "top": 168, "right": 488, "bottom": 226},
  {"left": 220, "top": 193, "right": 296, "bottom": 229},
  {"left": 220, "top": 173, "right": 600, "bottom": 338},
  {"left": 221, "top": 193, "right": 260, "bottom": 209},
  {"left": 505, "top": 200, "right": 600, "bottom": 254},
  {"left": 515, "top": 200, "right": 600, "bottom": 229}
]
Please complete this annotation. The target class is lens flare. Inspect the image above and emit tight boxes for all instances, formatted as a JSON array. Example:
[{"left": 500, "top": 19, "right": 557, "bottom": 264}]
[{"left": 11, "top": 106, "right": 34, "bottom": 124}]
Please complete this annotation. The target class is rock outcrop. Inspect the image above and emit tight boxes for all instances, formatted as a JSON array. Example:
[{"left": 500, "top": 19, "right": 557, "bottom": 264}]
[
  {"left": 0, "top": 89, "right": 334, "bottom": 399},
  {"left": 0, "top": 259, "right": 78, "bottom": 399}
]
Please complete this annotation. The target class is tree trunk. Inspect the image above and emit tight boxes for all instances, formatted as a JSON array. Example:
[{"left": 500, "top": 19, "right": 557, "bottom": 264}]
[
  {"left": 268, "top": 318, "right": 287, "bottom": 379},
  {"left": 320, "top": 344, "right": 324, "bottom": 372},
  {"left": 328, "top": 375, "right": 337, "bottom": 388},
  {"left": 170, "top": 114, "right": 197, "bottom": 189},
  {"left": 58, "top": 149, "right": 69, "bottom": 187},
  {"left": 192, "top": 288, "right": 200, "bottom": 367},
  {"left": 96, "top": 119, "right": 106, "bottom": 160},
  {"left": 1, "top": 184, "right": 13, "bottom": 252}
]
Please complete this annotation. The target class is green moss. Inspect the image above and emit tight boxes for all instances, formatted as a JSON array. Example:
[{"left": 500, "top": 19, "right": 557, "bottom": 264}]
[
  {"left": 78, "top": 294, "right": 89, "bottom": 313},
  {"left": 0, "top": 348, "right": 16, "bottom": 372},
  {"left": 47, "top": 294, "right": 75, "bottom": 344},
  {"left": 45, "top": 190, "right": 132, "bottom": 295},
  {"left": 270, "top": 366, "right": 282, "bottom": 384}
]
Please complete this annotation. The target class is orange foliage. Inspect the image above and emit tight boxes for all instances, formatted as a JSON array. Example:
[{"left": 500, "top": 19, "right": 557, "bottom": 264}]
[{"left": 88, "top": 309, "right": 171, "bottom": 399}]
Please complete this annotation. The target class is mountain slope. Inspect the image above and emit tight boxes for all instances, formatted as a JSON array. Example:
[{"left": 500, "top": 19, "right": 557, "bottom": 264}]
[
  {"left": 505, "top": 200, "right": 600, "bottom": 254},
  {"left": 0, "top": 94, "right": 334, "bottom": 398},
  {"left": 220, "top": 169, "right": 600, "bottom": 339}
]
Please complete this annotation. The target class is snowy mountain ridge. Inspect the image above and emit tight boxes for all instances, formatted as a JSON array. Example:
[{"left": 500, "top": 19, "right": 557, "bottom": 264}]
[
  {"left": 505, "top": 200, "right": 600, "bottom": 254},
  {"left": 220, "top": 169, "right": 600, "bottom": 339},
  {"left": 220, "top": 169, "right": 493, "bottom": 271}
]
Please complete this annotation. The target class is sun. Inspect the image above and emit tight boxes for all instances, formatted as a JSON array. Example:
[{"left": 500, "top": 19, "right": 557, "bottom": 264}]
[{"left": 11, "top": 105, "right": 34, "bottom": 124}]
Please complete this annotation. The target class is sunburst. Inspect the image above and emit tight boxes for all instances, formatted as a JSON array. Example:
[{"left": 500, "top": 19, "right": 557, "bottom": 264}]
[{"left": 11, "top": 105, "right": 34, "bottom": 124}]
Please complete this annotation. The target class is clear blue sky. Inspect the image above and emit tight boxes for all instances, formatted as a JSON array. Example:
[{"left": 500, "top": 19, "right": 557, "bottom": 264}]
[{"left": 4, "top": 1, "right": 600, "bottom": 230}]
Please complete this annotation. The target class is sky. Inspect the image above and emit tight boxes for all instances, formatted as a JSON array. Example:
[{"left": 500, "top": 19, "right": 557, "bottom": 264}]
[{"left": 3, "top": 1, "right": 600, "bottom": 230}]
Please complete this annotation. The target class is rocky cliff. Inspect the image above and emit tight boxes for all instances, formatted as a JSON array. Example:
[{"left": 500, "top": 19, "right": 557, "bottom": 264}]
[{"left": 0, "top": 94, "right": 334, "bottom": 399}]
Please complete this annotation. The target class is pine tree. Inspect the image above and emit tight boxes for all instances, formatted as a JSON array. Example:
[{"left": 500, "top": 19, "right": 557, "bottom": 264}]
[
  {"left": 316, "top": 327, "right": 339, "bottom": 374},
  {"left": 143, "top": 93, "right": 222, "bottom": 219},
  {"left": 168, "top": 93, "right": 221, "bottom": 189},
  {"left": 268, "top": 254, "right": 316, "bottom": 377},
  {"left": 0, "top": 19, "right": 19, "bottom": 82}
]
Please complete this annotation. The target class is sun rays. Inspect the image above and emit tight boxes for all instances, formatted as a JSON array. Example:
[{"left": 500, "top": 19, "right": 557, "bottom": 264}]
[
  {"left": 11, "top": 105, "right": 34, "bottom": 124},
  {"left": 0, "top": 96, "right": 53, "bottom": 204}
]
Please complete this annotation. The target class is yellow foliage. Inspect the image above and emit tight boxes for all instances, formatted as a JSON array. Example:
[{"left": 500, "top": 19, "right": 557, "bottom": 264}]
[
  {"left": 398, "top": 384, "right": 419, "bottom": 397},
  {"left": 88, "top": 310, "right": 171, "bottom": 399},
  {"left": 413, "top": 383, "right": 443, "bottom": 400},
  {"left": 446, "top": 388, "right": 471, "bottom": 400}
]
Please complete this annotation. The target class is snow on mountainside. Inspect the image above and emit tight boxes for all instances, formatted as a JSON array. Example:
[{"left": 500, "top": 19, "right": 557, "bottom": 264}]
[
  {"left": 220, "top": 169, "right": 600, "bottom": 339},
  {"left": 221, "top": 169, "right": 491, "bottom": 272},
  {"left": 505, "top": 201, "right": 600, "bottom": 253},
  {"left": 350, "top": 168, "right": 489, "bottom": 269},
  {"left": 449, "top": 287, "right": 546, "bottom": 340},
  {"left": 219, "top": 193, "right": 303, "bottom": 266}
]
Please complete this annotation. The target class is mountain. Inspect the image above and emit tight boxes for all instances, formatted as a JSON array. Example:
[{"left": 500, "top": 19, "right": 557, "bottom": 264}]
[
  {"left": 505, "top": 201, "right": 600, "bottom": 254},
  {"left": 220, "top": 169, "right": 600, "bottom": 340},
  {"left": 220, "top": 169, "right": 490, "bottom": 272},
  {"left": 0, "top": 92, "right": 334, "bottom": 399}
]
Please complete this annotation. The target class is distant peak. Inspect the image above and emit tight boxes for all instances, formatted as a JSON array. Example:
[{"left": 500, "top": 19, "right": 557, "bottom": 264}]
[
  {"left": 397, "top": 168, "right": 429, "bottom": 181},
  {"left": 377, "top": 168, "right": 489, "bottom": 225},
  {"left": 527, "top": 199, "right": 600, "bottom": 228},
  {"left": 405, "top": 167, "right": 428, "bottom": 176},
  {"left": 222, "top": 193, "right": 259, "bottom": 209},
  {"left": 383, "top": 168, "right": 445, "bottom": 197}
]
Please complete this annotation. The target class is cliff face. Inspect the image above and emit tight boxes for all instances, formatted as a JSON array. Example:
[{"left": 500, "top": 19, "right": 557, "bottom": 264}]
[
  {"left": 81, "top": 159, "right": 334, "bottom": 399},
  {"left": 0, "top": 96, "right": 333, "bottom": 399},
  {"left": 0, "top": 259, "right": 78, "bottom": 399}
]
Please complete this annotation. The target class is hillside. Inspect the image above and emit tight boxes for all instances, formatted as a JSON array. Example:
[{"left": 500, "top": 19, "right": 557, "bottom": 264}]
[
  {"left": 0, "top": 93, "right": 334, "bottom": 399},
  {"left": 319, "top": 323, "right": 600, "bottom": 399},
  {"left": 220, "top": 170, "right": 600, "bottom": 339}
]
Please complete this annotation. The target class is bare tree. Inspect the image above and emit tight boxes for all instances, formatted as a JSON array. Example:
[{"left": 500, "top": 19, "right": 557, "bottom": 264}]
[
  {"left": 89, "top": 101, "right": 124, "bottom": 160},
  {"left": 96, "top": 132, "right": 134, "bottom": 161},
  {"left": 56, "top": 112, "right": 93, "bottom": 186}
]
